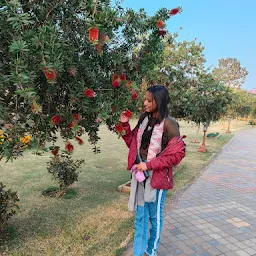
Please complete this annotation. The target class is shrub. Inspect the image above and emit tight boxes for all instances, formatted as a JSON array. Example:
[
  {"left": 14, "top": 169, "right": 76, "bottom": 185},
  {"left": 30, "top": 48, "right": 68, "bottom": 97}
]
[
  {"left": 47, "top": 154, "right": 85, "bottom": 191},
  {"left": 0, "top": 182, "right": 19, "bottom": 232}
]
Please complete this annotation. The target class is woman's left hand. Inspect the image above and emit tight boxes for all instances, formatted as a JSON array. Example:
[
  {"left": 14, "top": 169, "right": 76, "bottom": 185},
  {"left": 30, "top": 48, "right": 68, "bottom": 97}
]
[{"left": 136, "top": 162, "right": 147, "bottom": 171}]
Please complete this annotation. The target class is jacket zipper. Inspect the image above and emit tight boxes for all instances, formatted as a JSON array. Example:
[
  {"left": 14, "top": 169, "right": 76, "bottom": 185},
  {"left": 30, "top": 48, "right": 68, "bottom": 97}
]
[{"left": 157, "top": 137, "right": 182, "bottom": 157}]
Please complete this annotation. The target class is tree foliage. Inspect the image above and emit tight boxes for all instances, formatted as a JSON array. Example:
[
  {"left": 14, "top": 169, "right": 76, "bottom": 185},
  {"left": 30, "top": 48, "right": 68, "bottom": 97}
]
[
  {"left": 212, "top": 58, "right": 248, "bottom": 88},
  {"left": 0, "top": 0, "right": 181, "bottom": 161}
]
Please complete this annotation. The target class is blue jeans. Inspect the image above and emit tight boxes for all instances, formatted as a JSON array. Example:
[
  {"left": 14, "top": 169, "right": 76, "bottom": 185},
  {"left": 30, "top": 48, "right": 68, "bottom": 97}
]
[{"left": 133, "top": 189, "right": 168, "bottom": 256}]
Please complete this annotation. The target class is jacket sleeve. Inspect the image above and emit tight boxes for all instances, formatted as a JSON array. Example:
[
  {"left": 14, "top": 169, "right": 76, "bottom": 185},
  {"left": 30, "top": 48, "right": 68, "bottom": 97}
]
[
  {"left": 146, "top": 137, "right": 186, "bottom": 171},
  {"left": 121, "top": 122, "right": 138, "bottom": 148}
]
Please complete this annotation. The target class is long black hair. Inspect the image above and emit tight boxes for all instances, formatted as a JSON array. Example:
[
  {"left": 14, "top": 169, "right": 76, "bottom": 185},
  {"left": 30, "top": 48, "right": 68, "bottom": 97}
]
[
  {"left": 139, "top": 85, "right": 170, "bottom": 150},
  {"left": 147, "top": 85, "right": 170, "bottom": 121}
]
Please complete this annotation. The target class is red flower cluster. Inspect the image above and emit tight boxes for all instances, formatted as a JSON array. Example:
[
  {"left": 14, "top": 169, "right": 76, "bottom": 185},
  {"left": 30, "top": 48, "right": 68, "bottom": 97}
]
[
  {"left": 132, "top": 91, "right": 138, "bottom": 100},
  {"left": 157, "top": 30, "right": 167, "bottom": 37},
  {"left": 51, "top": 148, "right": 59, "bottom": 156},
  {"left": 89, "top": 27, "right": 99, "bottom": 43},
  {"left": 112, "top": 73, "right": 127, "bottom": 88},
  {"left": 51, "top": 115, "right": 61, "bottom": 125},
  {"left": 43, "top": 67, "right": 56, "bottom": 81},
  {"left": 68, "top": 121, "right": 77, "bottom": 129},
  {"left": 156, "top": 20, "right": 164, "bottom": 29},
  {"left": 72, "top": 113, "right": 80, "bottom": 121},
  {"left": 112, "top": 80, "right": 120, "bottom": 88},
  {"left": 169, "top": 7, "right": 180, "bottom": 16},
  {"left": 65, "top": 141, "right": 74, "bottom": 153},
  {"left": 120, "top": 74, "right": 126, "bottom": 81},
  {"left": 84, "top": 88, "right": 96, "bottom": 98},
  {"left": 124, "top": 110, "right": 132, "bottom": 119},
  {"left": 75, "top": 136, "right": 84, "bottom": 145},
  {"left": 115, "top": 123, "right": 124, "bottom": 134}
]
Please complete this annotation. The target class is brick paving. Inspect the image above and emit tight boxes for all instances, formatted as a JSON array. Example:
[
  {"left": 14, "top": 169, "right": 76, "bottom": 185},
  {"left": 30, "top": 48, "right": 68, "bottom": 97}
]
[
  {"left": 158, "top": 128, "right": 256, "bottom": 256},
  {"left": 122, "top": 128, "right": 256, "bottom": 256}
]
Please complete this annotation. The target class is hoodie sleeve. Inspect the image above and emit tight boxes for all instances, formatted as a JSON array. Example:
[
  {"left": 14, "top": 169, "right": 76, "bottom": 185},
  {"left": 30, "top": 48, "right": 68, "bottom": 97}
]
[{"left": 121, "top": 122, "right": 137, "bottom": 148}]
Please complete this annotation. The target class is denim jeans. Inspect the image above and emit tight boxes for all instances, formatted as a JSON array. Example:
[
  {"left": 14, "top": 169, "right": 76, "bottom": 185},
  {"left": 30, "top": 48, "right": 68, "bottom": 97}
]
[{"left": 133, "top": 189, "right": 168, "bottom": 256}]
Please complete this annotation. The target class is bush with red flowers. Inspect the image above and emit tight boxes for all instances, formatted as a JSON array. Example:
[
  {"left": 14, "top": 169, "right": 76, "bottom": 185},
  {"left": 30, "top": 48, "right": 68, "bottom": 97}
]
[
  {"left": 0, "top": 1, "right": 183, "bottom": 207},
  {"left": 1, "top": 1, "right": 182, "bottom": 163}
]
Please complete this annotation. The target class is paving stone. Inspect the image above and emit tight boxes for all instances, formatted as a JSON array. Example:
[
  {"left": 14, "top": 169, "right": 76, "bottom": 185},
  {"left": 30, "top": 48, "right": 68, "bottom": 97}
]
[
  {"left": 243, "top": 247, "right": 256, "bottom": 255},
  {"left": 235, "top": 251, "right": 250, "bottom": 256}
]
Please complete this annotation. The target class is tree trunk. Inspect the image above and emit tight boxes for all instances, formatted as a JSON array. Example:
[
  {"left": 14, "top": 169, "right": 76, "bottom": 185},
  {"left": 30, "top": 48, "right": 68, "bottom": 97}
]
[{"left": 194, "top": 123, "right": 200, "bottom": 143}]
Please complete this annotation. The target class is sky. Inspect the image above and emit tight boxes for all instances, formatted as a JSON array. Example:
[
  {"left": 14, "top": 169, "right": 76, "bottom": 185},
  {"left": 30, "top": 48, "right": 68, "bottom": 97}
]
[{"left": 123, "top": 0, "right": 256, "bottom": 90}]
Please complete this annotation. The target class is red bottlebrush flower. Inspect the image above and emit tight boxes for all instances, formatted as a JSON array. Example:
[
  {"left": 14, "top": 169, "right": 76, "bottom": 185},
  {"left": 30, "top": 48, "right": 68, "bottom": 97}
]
[
  {"left": 89, "top": 27, "right": 99, "bottom": 43},
  {"left": 132, "top": 91, "right": 138, "bottom": 100},
  {"left": 112, "top": 74, "right": 119, "bottom": 81},
  {"left": 84, "top": 88, "right": 96, "bottom": 98},
  {"left": 156, "top": 20, "right": 164, "bottom": 29},
  {"left": 112, "top": 80, "right": 120, "bottom": 88},
  {"left": 65, "top": 141, "right": 74, "bottom": 153},
  {"left": 72, "top": 113, "right": 80, "bottom": 121},
  {"left": 75, "top": 136, "right": 84, "bottom": 145},
  {"left": 43, "top": 67, "right": 56, "bottom": 81},
  {"left": 169, "top": 7, "right": 180, "bottom": 16},
  {"left": 68, "top": 121, "right": 77, "bottom": 129},
  {"left": 51, "top": 148, "right": 59, "bottom": 156},
  {"left": 124, "top": 110, "right": 132, "bottom": 119},
  {"left": 120, "top": 74, "right": 126, "bottom": 81},
  {"left": 51, "top": 115, "right": 61, "bottom": 125},
  {"left": 182, "top": 135, "right": 187, "bottom": 139},
  {"left": 157, "top": 29, "right": 167, "bottom": 37},
  {"left": 115, "top": 123, "right": 124, "bottom": 134}
]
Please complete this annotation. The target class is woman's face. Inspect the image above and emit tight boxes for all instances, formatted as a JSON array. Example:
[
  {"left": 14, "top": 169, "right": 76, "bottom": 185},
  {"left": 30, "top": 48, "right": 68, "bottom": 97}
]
[{"left": 144, "top": 91, "right": 157, "bottom": 113}]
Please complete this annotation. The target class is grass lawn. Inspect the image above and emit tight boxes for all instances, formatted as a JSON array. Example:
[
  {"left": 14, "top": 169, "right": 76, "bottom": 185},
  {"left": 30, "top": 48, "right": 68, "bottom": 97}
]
[{"left": 0, "top": 119, "right": 252, "bottom": 255}]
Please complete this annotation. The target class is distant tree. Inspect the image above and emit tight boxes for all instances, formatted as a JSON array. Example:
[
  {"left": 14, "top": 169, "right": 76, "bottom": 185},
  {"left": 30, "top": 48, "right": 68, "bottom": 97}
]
[
  {"left": 187, "top": 73, "right": 232, "bottom": 142},
  {"left": 212, "top": 58, "right": 248, "bottom": 88},
  {"left": 151, "top": 35, "right": 206, "bottom": 118}
]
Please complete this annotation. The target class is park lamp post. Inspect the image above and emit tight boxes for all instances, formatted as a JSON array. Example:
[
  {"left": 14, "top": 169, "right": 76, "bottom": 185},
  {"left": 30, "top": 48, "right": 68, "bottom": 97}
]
[
  {"left": 198, "top": 123, "right": 208, "bottom": 152},
  {"left": 226, "top": 116, "right": 231, "bottom": 133}
]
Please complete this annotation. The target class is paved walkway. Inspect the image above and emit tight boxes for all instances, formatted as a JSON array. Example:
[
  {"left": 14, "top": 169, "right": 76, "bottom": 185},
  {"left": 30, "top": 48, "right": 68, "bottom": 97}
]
[{"left": 122, "top": 128, "right": 256, "bottom": 256}]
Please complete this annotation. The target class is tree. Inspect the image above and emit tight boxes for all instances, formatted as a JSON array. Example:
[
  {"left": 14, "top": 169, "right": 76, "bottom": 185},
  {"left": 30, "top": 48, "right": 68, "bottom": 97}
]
[
  {"left": 0, "top": 1, "right": 181, "bottom": 161},
  {"left": 186, "top": 73, "right": 232, "bottom": 142},
  {"left": 153, "top": 34, "right": 206, "bottom": 119},
  {"left": 223, "top": 89, "right": 255, "bottom": 132},
  {"left": 212, "top": 58, "right": 248, "bottom": 88}
]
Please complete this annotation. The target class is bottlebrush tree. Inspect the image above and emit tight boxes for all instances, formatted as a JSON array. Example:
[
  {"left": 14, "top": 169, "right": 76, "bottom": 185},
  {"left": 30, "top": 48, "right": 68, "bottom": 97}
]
[{"left": 0, "top": 0, "right": 182, "bottom": 161}]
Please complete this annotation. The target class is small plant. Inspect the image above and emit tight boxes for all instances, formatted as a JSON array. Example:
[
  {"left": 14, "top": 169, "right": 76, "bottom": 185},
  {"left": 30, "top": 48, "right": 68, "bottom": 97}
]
[
  {"left": 0, "top": 182, "right": 19, "bottom": 232},
  {"left": 249, "top": 119, "right": 256, "bottom": 126},
  {"left": 207, "top": 132, "right": 220, "bottom": 138},
  {"left": 47, "top": 153, "right": 84, "bottom": 191}
]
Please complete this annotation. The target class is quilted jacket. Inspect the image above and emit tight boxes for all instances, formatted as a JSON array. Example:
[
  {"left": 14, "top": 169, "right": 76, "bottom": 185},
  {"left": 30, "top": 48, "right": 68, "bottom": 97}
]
[{"left": 121, "top": 121, "right": 186, "bottom": 190}]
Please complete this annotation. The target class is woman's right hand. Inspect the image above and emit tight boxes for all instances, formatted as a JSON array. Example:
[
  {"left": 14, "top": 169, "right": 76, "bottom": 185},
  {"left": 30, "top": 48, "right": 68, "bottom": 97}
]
[{"left": 120, "top": 112, "right": 129, "bottom": 123}]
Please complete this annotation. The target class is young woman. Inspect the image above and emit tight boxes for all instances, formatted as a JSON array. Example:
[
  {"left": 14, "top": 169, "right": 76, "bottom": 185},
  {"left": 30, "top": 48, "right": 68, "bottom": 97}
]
[{"left": 120, "top": 85, "right": 186, "bottom": 256}]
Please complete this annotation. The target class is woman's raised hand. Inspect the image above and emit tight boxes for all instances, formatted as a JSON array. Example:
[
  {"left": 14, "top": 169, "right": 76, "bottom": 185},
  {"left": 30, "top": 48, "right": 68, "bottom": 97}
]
[{"left": 120, "top": 112, "right": 129, "bottom": 123}]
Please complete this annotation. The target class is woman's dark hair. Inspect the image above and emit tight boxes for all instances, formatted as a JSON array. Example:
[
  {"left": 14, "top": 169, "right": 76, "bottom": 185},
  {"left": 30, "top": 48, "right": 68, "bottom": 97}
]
[
  {"left": 138, "top": 85, "right": 170, "bottom": 151},
  {"left": 147, "top": 85, "right": 170, "bottom": 121}
]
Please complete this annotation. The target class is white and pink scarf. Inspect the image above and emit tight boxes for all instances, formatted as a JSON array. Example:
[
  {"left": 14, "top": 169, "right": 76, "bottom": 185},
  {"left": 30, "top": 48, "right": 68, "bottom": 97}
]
[{"left": 128, "top": 115, "right": 165, "bottom": 211}]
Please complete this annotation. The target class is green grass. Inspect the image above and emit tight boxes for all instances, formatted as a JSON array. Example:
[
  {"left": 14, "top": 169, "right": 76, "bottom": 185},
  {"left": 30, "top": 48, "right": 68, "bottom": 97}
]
[{"left": 0, "top": 119, "right": 252, "bottom": 255}]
